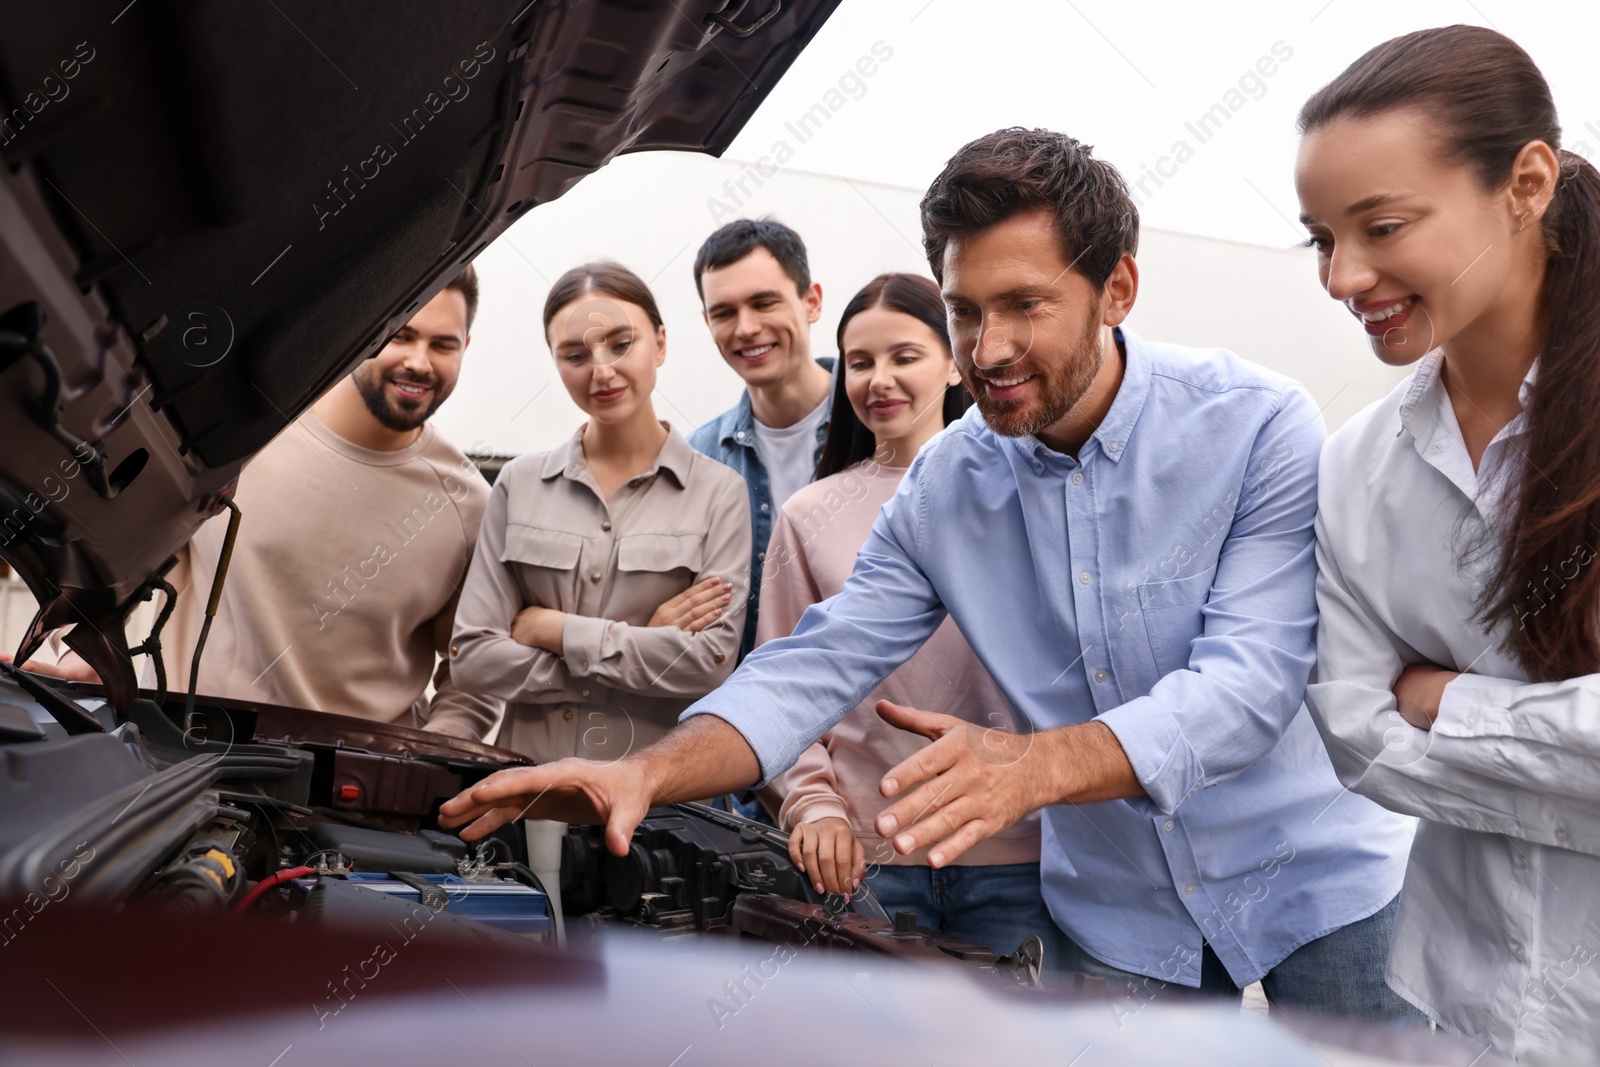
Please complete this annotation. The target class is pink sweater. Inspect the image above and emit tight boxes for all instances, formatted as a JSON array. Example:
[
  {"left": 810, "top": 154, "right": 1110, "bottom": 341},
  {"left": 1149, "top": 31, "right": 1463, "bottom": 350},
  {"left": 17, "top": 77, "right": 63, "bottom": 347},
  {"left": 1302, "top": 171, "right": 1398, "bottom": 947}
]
[{"left": 758, "top": 460, "right": 1040, "bottom": 867}]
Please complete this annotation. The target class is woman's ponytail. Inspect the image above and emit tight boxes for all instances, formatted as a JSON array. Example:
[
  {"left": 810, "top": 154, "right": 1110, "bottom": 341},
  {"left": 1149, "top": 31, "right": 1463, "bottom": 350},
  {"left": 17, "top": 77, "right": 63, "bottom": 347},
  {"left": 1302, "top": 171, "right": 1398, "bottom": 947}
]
[{"left": 1484, "top": 151, "right": 1600, "bottom": 678}]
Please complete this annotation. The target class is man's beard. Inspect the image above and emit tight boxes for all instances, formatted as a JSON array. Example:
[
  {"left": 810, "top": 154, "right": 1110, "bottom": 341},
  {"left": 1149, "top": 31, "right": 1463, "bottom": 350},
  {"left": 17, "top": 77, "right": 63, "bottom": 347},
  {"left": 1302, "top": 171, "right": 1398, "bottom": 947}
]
[
  {"left": 353, "top": 365, "right": 445, "bottom": 432},
  {"left": 965, "top": 306, "right": 1103, "bottom": 438}
]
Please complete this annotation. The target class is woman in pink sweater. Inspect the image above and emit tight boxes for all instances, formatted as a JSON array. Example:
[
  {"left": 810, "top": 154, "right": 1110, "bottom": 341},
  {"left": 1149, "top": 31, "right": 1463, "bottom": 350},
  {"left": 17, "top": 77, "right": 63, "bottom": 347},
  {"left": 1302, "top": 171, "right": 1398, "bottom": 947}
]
[{"left": 759, "top": 273, "right": 1064, "bottom": 962}]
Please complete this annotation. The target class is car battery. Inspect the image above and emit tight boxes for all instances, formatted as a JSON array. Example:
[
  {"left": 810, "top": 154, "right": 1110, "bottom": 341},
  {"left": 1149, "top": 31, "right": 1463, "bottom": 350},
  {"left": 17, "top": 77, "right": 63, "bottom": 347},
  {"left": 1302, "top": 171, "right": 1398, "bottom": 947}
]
[{"left": 335, "top": 872, "right": 552, "bottom": 939}]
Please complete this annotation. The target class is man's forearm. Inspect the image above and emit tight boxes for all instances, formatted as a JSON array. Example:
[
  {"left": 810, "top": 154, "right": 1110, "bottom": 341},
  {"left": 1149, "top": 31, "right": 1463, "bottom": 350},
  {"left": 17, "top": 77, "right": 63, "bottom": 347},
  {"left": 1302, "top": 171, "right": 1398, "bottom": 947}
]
[
  {"left": 1037, "top": 721, "right": 1144, "bottom": 807},
  {"left": 633, "top": 713, "right": 763, "bottom": 804}
]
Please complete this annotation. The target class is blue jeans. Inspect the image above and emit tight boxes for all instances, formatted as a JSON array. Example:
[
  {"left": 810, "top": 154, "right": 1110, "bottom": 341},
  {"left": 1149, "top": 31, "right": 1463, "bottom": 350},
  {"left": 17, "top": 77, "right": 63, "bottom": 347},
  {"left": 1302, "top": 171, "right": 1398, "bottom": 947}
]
[
  {"left": 1061, "top": 894, "right": 1427, "bottom": 1023},
  {"left": 864, "top": 862, "right": 1073, "bottom": 968},
  {"left": 711, "top": 790, "right": 776, "bottom": 827}
]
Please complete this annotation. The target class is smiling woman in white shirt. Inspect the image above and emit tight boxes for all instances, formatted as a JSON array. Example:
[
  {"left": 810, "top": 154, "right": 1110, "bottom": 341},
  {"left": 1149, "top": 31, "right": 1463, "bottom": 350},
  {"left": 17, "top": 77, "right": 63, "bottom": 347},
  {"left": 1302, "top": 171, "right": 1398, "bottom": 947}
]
[{"left": 1296, "top": 25, "right": 1600, "bottom": 1060}]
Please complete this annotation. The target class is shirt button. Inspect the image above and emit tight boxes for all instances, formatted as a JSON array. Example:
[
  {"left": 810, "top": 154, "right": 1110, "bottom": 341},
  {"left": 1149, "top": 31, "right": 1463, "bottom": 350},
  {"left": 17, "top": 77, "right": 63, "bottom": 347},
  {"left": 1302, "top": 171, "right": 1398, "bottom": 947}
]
[
  {"left": 1071, "top": 472, "right": 1084, "bottom": 485},
  {"left": 580, "top": 660, "right": 589, "bottom": 671},
  {"left": 1094, "top": 669, "right": 1107, "bottom": 683},
  {"left": 714, "top": 652, "right": 726, "bottom": 664},
  {"left": 760, "top": 503, "right": 769, "bottom": 512},
  {"left": 1183, "top": 884, "right": 1194, "bottom": 895},
  {"left": 602, "top": 521, "right": 612, "bottom": 532},
  {"left": 1511, "top": 942, "right": 1526, "bottom": 963},
  {"left": 1079, "top": 571, "right": 1092, "bottom": 584},
  {"left": 1464, "top": 714, "right": 1478, "bottom": 728},
  {"left": 1163, "top": 820, "right": 1174, "bottom": 832},
  {"left": 758, "top": 551, "right": 766, "bottom": 560},
  {"left": 1108, "top": 442, "right": 1121, "bottom": 453},
  {"left": 580, "top": 689, "right": 590, "bottom": 698},
  {"left": 1556, "top": 826, "right": 1570, "bottom": 842},
  {"left": 590, "top": 571, "right": 602, "bottom": 583},
  {"left": 562, "top": 710, "right": 573, "bottom": 721},
  {"left": 449, "top": 645, "right": 458, "bottom": 655}
]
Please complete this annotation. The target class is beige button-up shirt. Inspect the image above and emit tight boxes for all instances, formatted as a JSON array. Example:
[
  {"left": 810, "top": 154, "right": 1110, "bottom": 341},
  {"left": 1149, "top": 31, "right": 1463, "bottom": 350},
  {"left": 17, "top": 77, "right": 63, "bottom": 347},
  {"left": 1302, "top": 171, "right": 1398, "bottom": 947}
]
[{"left": 451, "top": 425, "right": 750, "bottom": 764}]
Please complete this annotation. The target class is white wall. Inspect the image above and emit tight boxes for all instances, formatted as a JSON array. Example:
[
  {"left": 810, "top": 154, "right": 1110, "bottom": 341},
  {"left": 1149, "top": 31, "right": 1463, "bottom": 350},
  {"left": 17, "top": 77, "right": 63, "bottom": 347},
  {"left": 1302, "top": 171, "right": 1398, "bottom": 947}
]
[
  {"left": 2, "top": 150, "right": 1408, "bottom": 662},
  {"left": 434, "top": 149, "right": 1406, "bottom": 459}
]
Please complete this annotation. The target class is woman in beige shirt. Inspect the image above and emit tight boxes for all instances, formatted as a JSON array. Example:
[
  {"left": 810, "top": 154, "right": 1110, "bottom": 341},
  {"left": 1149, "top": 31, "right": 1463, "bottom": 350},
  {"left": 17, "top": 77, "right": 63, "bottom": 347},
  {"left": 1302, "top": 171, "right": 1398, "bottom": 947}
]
[
  {"left": 451, "top": 263, "right": 750, "bottom": 765},
  {"left": 760, "top": 273, "right": 1060, "bottom": 961}
]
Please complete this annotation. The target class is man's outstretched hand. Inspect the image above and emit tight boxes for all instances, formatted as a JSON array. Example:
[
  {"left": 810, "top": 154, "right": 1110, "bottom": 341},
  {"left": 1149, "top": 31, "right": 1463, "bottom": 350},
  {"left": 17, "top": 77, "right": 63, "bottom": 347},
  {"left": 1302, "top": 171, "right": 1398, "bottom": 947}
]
[
  {"left": 439, "top": 714, "right": 763, "bottom": 858},
  {"left": 436, "top": 702, "right": 1137, "bottom": 871},
  {"left": 872, "top": 700, "right": 1142, "bottom": 867},
  {"left": 439, "top": 758, "right": 653, "bottom": 857}
]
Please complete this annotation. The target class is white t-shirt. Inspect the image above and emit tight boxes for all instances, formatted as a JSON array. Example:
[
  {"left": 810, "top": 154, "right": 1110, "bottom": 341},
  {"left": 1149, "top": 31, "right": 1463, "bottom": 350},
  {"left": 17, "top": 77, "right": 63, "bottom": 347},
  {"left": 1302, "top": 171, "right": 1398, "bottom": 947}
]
[{"left": 752, "top": 396, "right": 829, "bottom": 510}]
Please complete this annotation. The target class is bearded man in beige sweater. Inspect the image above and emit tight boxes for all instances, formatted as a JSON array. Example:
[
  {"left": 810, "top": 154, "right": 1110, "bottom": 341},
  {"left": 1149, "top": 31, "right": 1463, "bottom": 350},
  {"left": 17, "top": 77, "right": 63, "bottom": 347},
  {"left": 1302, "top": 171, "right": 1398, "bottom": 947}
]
[{"left": 19, "top": 267, "right": 499, "bottom": 740}]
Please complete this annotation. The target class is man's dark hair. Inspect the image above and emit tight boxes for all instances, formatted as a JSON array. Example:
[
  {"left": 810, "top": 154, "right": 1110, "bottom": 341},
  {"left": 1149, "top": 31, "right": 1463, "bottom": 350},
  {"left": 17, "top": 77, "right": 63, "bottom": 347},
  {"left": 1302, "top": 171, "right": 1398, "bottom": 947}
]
[
  {"left": 444, "top": 262, "right": 480, "bottom": 331},
  {"left": 692, "top": 217, "right": 811, "bottom": 301},
  {"left": 920, "top": 128, "right": 1139, "bottom": 289}
]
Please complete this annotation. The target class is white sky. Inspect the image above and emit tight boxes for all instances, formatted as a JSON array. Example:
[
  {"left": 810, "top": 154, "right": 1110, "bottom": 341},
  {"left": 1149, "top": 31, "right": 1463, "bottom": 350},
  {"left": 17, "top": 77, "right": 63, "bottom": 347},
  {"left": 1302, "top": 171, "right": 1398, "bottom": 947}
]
[
  {"left": 723, "top": 0, "right": 1600, "bottom": 248},
  {"left": 433, "top": 0, "right": 1600, "bottom": 459}
]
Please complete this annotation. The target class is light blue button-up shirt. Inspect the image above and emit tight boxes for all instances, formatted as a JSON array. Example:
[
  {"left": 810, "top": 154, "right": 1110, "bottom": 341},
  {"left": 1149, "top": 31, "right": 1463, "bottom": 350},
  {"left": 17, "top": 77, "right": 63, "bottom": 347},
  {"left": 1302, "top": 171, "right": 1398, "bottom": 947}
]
[{"left": 684, "top": 329, "right": 1414, "bottom": 986}]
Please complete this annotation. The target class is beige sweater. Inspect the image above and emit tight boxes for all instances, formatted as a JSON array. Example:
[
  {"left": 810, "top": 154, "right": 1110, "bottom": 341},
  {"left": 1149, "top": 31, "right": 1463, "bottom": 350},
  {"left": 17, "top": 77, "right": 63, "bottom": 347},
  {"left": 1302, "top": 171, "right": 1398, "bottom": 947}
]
[
  {"left": 158, "top": 412, "right": 499, "bottom": 739},
  {"left": 759, "top": 461, "right": 1040, "bottom": 867}
]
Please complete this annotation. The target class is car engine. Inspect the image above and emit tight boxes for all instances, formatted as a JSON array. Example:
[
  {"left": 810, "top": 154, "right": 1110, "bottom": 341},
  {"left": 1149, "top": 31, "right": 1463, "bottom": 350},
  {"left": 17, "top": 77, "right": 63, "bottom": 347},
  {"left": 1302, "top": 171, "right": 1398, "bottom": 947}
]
[{"left": 0, "top": 667, "right": 1044, "bottom": 988}]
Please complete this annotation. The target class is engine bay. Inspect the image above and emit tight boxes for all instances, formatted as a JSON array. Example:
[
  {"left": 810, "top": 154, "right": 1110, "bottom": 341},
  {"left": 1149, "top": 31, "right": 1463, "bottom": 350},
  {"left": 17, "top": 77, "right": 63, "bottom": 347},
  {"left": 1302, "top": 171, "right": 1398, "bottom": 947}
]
[{"left": 0, "top": 668, "right": 1044, "bottom": 988}]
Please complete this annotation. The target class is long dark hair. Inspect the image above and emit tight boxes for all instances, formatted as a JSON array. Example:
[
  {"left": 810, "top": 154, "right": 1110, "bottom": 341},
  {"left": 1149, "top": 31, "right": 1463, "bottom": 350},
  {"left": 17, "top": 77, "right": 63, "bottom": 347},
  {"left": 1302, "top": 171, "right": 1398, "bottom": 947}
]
[
  {"left": 814, "top": 274, "right": 972, "bottom": 480},
  {"left": 1300, "top": 25, "right": 1600, "bottom": 680}
]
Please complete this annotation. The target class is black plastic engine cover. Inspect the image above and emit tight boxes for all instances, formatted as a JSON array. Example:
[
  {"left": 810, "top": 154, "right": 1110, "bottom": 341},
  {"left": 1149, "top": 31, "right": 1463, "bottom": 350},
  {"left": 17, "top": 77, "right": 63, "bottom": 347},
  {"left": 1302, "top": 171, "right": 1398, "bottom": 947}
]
[
  {"left": 305, "top": 823, "right": 467, "bottom": 874},
  {"left": 563, "top": 805, "right": 820, "bottom": 929}
]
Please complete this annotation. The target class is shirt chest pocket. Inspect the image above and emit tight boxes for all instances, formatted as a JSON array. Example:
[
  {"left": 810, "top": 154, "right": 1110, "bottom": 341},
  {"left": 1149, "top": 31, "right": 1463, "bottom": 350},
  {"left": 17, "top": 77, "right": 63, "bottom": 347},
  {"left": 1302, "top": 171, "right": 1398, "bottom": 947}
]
[
  {"left": 612, "top": 533, "right": 706, "bottom": 624},
  {"left": 1135, "top": 570, "right": 1213, "bottom": 679},
  {"left": 501, "top": 526, "right": 585, "bottom": 606},
  {"left": 616, "top": 532, "right": 704, "bottom": 576}
]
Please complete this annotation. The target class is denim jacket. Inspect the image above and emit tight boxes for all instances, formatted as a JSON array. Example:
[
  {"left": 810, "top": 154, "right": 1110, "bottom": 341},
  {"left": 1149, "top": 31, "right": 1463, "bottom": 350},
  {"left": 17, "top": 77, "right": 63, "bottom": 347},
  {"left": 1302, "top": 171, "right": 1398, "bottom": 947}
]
[{"left": 688, "top": 357, "right": 835, "bottom": 660}]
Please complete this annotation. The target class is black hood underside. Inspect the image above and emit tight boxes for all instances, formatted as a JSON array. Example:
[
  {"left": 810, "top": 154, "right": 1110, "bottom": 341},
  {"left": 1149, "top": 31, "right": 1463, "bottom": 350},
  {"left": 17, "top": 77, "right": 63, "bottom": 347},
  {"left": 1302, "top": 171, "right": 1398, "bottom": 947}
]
[{"left": 0, "top": 0, "right": 841, "bottom": 709}]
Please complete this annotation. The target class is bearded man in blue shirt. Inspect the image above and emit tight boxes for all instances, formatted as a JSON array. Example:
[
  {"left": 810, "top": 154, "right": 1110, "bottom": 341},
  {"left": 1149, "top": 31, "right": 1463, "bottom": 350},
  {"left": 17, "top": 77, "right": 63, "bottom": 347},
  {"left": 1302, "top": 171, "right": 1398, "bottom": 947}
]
[{"left": 443, "top": 128, "right": 1419, "bottom": 1022}]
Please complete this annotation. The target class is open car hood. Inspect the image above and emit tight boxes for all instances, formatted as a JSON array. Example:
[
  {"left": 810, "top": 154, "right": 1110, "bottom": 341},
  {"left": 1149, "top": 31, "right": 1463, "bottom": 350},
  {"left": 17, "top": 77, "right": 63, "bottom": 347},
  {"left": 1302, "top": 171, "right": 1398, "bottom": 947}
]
[{"left": 0, "top": 0, "right": 842, "bottom": 709}]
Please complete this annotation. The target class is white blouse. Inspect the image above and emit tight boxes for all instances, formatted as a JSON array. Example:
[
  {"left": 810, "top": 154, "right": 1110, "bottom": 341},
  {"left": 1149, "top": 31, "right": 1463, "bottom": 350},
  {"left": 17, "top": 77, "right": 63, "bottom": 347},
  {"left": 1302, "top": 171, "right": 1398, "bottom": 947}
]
[{"left": 1307, "top": 352, "right": 1599, "bottom": 1060}]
